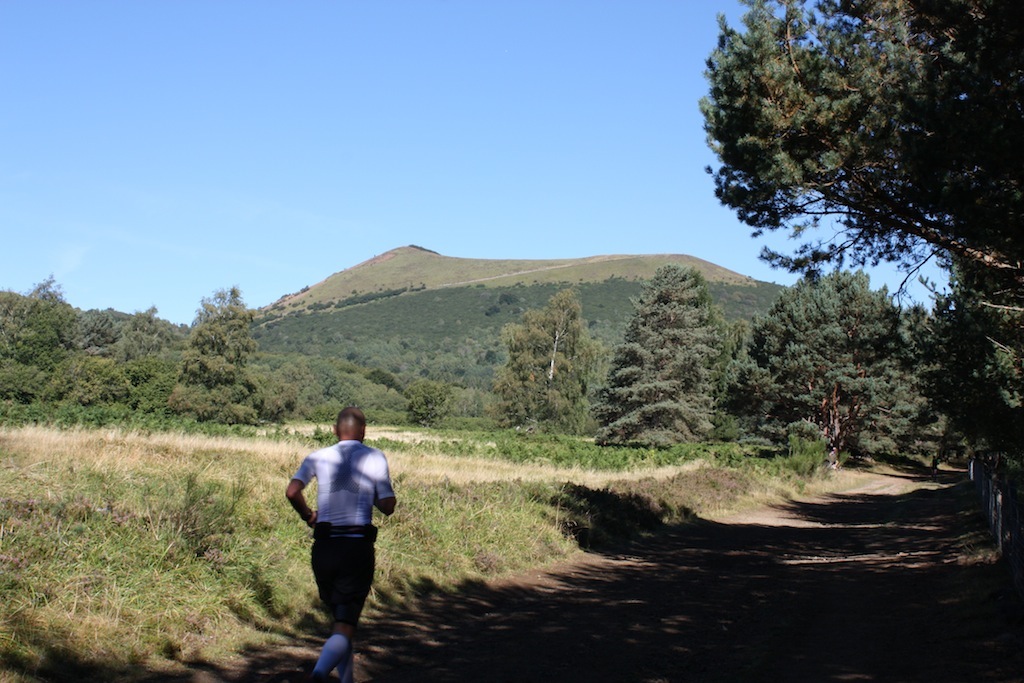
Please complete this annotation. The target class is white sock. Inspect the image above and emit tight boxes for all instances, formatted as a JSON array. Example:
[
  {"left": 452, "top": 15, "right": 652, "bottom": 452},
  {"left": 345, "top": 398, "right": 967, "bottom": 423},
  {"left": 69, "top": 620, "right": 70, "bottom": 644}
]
[
  {"left": 340, "top": 647, "right": 354, "bottom": 683},
  {"left": 312, "top": 633, "right": 351, "bottom": 681}
]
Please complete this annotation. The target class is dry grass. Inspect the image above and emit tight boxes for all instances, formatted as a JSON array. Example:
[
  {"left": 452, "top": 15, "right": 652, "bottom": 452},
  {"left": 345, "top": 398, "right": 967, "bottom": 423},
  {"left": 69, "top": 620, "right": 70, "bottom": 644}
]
[
  {"left": 1, "top": 424, "right": 304, "bottom": 464},
  {"left": 0, "top": 424, "right": 304, "bottom": 492},
  {"left": 222, "top": 422, "right": 708, "bottom": 488},
  {"left": 385, "top": 447, "right": 705, "bottom": 487},
  {"left": 274, "top": 247, "right": 753, "bottom": 313}
]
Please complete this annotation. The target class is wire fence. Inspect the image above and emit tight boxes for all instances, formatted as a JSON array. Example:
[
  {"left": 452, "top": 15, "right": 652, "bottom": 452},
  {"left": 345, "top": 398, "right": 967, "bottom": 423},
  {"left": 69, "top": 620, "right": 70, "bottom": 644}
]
[{"left": 969, "top": 458, "right": 1024, "bottom": 601}]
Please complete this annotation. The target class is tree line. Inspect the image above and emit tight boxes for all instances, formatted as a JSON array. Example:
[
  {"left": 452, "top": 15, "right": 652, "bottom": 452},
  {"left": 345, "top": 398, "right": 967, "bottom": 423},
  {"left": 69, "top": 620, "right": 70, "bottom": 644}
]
[
  {"left": 0, "top": 262, "right": 1012, "bottom": 465},
  {"left": 499, "top": 0, "right": 1022, "bottom": 461},
  {"left": 489, "top": 266, "right": 951, "bottom": 462},
  {"left": 0, "top": 282, "right": 407, "bottom": 427}
]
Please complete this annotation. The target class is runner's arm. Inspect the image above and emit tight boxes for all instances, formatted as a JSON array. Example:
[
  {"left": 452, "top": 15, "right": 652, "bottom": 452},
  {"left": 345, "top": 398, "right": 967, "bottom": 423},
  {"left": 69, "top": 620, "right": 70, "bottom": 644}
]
[
  {"left": 286, "top": 478, "right": 318, "bottom": 526},
  {"left": 375, "top": 496, "right": 397, "bottom": 516}
]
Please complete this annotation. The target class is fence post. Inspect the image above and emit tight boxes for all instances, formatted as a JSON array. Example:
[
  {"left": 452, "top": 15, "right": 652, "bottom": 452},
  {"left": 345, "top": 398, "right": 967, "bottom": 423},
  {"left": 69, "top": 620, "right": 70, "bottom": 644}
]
[{"left": 972, "top": 459, "right": 1024, "bottom": 602}]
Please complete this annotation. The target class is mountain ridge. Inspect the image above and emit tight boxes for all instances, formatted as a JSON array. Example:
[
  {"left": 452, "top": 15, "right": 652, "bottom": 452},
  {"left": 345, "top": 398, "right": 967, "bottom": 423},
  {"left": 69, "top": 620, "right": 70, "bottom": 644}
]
[
  {"left": 265, "top": 245, "right": 762, "bottom": 316},
  {"left": 252, "top": 246, "right": 785, "bottom": 388}
]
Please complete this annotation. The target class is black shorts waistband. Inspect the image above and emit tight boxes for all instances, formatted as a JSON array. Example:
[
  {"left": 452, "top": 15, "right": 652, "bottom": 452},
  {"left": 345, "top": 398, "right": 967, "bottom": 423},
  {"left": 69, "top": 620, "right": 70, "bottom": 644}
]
[{"left": 313, "top": 523, "right": 378, "bottom": 542}]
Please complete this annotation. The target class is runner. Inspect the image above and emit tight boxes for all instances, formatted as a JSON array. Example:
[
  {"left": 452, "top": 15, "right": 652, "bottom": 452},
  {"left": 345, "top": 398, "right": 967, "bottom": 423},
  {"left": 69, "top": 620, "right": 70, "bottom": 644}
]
[{"left": 285, "top": 406, "right": 397, "bottom": 683}]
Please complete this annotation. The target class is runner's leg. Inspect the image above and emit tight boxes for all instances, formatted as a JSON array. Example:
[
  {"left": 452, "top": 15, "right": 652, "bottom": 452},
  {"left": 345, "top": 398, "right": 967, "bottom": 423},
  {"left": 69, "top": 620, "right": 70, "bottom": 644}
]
[{"left": 311, "top": 623, "right": 353, "bottom": 682}]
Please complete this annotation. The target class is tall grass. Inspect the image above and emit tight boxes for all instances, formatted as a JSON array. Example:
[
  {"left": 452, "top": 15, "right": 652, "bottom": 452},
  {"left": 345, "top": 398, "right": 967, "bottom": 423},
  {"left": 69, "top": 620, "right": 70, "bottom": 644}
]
[{"left": 0, "top": 425, "right": 830, "bottom": 682}]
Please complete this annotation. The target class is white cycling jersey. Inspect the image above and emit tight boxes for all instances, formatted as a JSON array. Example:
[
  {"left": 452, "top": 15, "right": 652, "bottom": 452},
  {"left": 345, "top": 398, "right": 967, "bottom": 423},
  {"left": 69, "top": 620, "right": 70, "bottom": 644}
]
[{"left": 292, "top": 440, "right": 395, "bottom": 527}]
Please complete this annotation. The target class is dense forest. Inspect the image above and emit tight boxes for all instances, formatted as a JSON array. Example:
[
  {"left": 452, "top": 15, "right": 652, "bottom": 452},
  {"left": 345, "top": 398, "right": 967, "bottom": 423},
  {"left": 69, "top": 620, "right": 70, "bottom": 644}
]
[{"left": 0, "top": 273, "right": 780, "bottom": 429}]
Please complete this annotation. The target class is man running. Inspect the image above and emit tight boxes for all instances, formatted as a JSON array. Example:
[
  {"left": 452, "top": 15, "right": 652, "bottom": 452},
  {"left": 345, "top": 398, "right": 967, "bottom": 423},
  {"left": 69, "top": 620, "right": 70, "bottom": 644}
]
[{"left": 286, "top": 406, "right": 397, "bottom": 683}]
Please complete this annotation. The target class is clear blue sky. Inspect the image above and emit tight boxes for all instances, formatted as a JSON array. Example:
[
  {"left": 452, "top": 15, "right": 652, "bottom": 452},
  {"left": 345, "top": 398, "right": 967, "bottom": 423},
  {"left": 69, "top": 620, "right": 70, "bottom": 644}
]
[{"left": 1, "top": 1, "right": 942, "bottom": 326}]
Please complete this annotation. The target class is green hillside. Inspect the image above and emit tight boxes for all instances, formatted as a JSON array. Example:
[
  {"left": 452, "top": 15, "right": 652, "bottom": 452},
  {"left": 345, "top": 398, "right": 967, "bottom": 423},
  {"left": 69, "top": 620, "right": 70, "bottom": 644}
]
[
  {"left": 253, "top": 247, "right": 785, "bottom": 389},
  {"left": 263, "top": 245, "right": 759, "bottom": 315}
]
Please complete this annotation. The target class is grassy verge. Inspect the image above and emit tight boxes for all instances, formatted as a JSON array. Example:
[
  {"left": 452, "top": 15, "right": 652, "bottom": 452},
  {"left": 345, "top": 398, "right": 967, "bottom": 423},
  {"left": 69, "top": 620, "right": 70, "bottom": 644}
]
[{"left": 1, "top": 424, "right": 834, "bottom": 682}]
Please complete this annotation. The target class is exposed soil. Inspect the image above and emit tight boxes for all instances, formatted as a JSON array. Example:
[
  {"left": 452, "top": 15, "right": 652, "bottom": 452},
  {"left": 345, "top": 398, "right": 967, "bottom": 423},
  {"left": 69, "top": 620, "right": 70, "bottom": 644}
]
[{"left": 195, "top": 467, "right": 1024, "bottom": 683}]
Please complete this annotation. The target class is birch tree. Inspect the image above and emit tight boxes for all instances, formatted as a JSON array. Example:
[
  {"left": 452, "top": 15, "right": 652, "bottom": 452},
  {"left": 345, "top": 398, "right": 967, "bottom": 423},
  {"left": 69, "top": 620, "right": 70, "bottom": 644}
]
[{"left": 492, "top": 288, "right": 601, "bottom": 433}]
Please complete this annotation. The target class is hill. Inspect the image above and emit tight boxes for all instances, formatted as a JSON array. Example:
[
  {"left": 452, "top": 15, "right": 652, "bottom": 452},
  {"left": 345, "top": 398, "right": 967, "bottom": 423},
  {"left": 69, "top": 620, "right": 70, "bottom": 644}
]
[
  {"left": 253, "top": 246, "right": 785, "bottom": 388},
  {"left": 263, "top": 245, "right": 758, "bottom": 314}
]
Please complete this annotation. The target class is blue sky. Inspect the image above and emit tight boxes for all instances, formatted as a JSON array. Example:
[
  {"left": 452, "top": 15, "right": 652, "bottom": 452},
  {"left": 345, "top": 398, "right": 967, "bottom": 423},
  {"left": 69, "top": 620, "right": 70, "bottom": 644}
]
[{"left": 1, "top": 1, "right": 943, "bottom": 326}]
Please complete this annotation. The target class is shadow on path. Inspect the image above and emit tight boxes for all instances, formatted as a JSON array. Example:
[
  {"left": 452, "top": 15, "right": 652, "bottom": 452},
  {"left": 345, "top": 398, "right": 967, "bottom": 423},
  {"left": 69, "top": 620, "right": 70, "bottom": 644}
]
[
  {"left": 346, "top": 473, "right": 1024, "bottom": 683},
  {"left": 86, "top": 472, "right": 1024, "bottom": 683}
]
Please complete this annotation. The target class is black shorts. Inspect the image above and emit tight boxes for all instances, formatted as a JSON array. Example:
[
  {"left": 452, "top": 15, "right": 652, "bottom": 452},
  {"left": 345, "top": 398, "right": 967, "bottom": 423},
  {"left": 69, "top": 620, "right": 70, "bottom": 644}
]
[{"left": 310, "top": 535, "right": 376, "bottom": 626}]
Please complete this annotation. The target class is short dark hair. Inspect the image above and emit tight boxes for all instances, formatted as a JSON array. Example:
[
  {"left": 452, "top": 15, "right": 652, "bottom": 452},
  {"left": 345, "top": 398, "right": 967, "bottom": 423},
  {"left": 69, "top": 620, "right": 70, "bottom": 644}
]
[{"left": 335, "top": 406, "right": 366, "bottom": 432}]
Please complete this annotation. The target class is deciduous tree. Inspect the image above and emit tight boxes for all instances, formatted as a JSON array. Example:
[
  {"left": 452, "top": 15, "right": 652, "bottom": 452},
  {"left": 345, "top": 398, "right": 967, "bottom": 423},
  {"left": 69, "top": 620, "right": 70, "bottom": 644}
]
[
  {"left": 492, "top": 289, "right": 601, "bottom": 433},
  {"left": 114, "top": 307, "right": 183, "bottom": 362},
  {"left": 404, "top": 379, "right": 454, "bottom": 427},
  {"left": 169, "top": 287, "right": 261, "bottom": 424},
  {"left": 0, "top": 277, "right": 77, "bottom": 371},
  {"left": 124, "top": 356, "right": 178, "bottom": 415},
  {"left": 49, "top": 355, "right": 130, "bottom": 406},
  {"left": 0, "top": 278, "right": 77, "bottom": 402}
]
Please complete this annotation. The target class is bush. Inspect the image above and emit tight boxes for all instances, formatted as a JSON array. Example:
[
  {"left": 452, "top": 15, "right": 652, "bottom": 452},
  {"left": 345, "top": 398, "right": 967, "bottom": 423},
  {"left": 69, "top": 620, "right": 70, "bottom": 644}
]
[
  {"left": 48, "top": 356, "right": 130, "bottom": 406},
  {"left": 404, "top": 379, "right": 454, "bottom": 427},
  {"left": 0, "top": 362, "right": 48, "bottom": 403},
  {"left": 786, "top": 434, "right": 828, "bottom": 477}
]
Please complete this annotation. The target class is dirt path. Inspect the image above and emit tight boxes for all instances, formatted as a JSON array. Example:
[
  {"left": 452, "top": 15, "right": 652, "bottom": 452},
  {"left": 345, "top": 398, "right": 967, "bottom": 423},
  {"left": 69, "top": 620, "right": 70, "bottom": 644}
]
[{"left": 218, "top": 469, "right": 1024, "bottom": 683}]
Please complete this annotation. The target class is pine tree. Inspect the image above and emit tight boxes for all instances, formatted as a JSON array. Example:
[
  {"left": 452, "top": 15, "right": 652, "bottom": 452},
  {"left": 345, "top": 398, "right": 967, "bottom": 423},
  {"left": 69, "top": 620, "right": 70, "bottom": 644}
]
[
  {"left": 703, "top": 0, "right": 1024, "bottom": 461},
  {"left": 732, "top": 271, "right": 920, "bottom": 455},
  {"left": 593, "top": 265, "right": 721, "bottom": 446},
  {"left": 702, "top": 0, "right": 1024, "bottom": 290},
  {"left": 919, "top": 264, "right": 1024, "bottom": 453}
]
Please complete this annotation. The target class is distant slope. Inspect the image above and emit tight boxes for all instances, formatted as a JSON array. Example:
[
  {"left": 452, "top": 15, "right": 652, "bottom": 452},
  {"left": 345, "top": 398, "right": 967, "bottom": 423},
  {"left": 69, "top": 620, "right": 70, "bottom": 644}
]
[
  {"left": 253, "top": 246, "right": 785, "bottom": 389},
  {"left": 264, "top": 245, "right": 758, "bottom": 316}
]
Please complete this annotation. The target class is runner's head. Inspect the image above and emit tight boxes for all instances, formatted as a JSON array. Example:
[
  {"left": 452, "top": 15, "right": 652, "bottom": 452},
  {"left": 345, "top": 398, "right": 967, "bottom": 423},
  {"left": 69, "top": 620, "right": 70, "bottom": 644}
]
[{"left": 334, "top": 406, "right": 366, "bottom": 441}]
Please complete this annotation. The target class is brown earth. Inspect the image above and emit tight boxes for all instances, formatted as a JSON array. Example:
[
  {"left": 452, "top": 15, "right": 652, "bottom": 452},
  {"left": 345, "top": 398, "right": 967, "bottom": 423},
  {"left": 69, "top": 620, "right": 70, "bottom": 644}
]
[{"left": 194, "top": 468, "right": 1024, "bottom": 683}]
